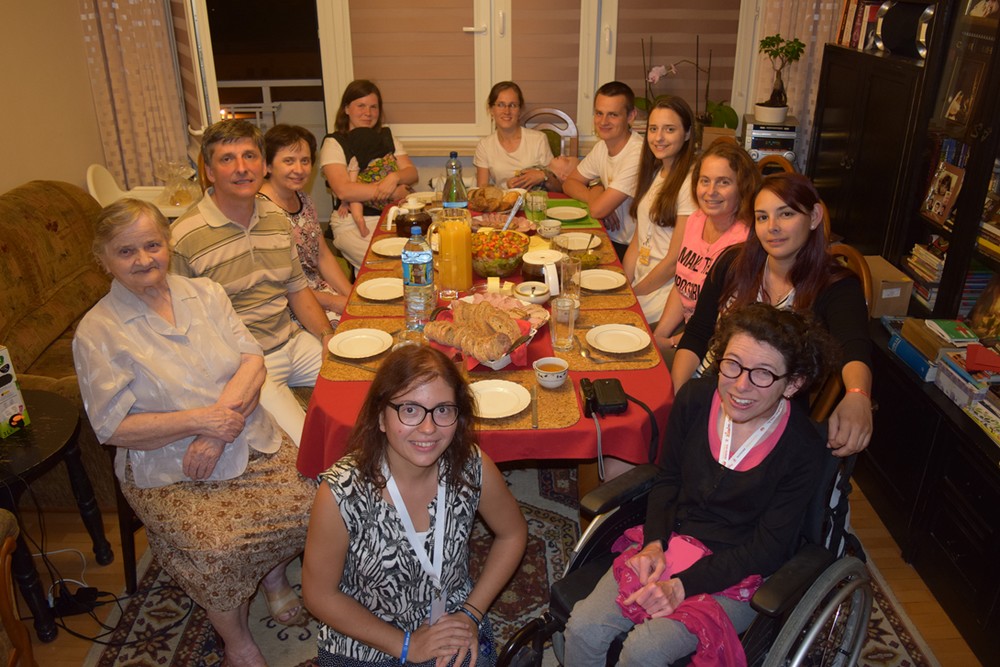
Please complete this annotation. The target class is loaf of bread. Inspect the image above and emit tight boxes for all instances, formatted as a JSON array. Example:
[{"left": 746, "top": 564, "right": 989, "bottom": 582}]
[{"left": 425, "top": 300, "right": 524, "bottom": 361}]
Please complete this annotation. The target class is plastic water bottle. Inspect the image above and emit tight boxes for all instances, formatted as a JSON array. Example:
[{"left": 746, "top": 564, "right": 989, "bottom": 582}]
[
  {"left": 402, "top": 226, "right": 435, "bottom": 333},
  {"left": 442, "top": 151, "right": 468, "bottom": 209}
]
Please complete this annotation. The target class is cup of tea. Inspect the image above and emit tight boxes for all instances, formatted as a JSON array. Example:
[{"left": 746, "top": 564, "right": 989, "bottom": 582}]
[{"left": 533, "top": 356, "right": 569, "bottom": 389}]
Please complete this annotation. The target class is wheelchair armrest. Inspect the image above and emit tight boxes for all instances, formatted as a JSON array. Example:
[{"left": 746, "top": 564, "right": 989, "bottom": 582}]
[
  {"left": 750, "top": 543, "right": 835, "bottom": 617},
  {"left": 580, "top": 464, "right": 659, "bottom": 519}
]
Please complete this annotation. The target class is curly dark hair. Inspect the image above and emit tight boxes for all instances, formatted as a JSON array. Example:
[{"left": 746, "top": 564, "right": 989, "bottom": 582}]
[
  {"left": 346, "top": 345, "right": 478, "bottom": 492},
  {"left": 706, "top": 303, "right": 838, "bottom": 396}
]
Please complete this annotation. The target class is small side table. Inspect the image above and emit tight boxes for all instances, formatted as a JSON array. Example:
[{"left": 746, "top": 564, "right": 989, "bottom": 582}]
[{"left": 0, "top": 389, "right": 113, "bottom": 642}]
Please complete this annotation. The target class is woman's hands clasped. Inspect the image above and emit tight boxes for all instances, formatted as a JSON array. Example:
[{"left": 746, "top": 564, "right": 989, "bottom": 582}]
[
  {"left": 182, "top": 403, "right": 247, "bottom": 480},
  {"left": 407, "top": 612, "right": 479, "bottom": 667},
  {"left": 623, "top": 541, "right": 686, "bottom": 619}
]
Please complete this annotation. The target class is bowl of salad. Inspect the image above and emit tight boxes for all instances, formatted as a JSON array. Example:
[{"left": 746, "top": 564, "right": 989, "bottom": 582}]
[{"left": 472, "top": 230, "right": 530, "bottom": 278}]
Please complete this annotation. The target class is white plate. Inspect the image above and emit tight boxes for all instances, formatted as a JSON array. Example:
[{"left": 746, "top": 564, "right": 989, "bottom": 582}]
[
  {"left": 327, "top": 328, "right": 393, "bottom": 359},
  {"left": 586, "top": 324, "right": 652, "bottom": 354},
  {"left": 546, "top": 206, "right": 588, "bottom": 221},
  {"left": 469, "top": 380, "right": 531, "bottom": 418},
  {"left": 356, "top": 277, "right": 404, "bottom": 301},
  {"left": 409, "top": 192, "right": 437, "bottom": 204},
  {"left": 580, "top": 269, "right": 626, "bottom": 291},
  {"left": 371, "top": 237, "right": 408, "bottom": 257},
  {"left": 554, "top": 232, "right": 601, "bottom": 251}
]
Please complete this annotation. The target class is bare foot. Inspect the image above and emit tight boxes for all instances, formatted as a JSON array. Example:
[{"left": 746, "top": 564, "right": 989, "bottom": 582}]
[{"left": 222, "top": 641, "right": 268, "bottom": 667}]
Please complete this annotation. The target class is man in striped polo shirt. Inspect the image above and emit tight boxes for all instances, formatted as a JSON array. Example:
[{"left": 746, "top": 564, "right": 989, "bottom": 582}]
[{"left": 171, "top": 120, "right": 333, "bottom": 445}]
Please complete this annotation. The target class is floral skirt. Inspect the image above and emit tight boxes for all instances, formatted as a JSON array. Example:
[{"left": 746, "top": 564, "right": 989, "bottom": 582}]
[{"left": 122, "top": 436, "right": 316, "bottom": 611}]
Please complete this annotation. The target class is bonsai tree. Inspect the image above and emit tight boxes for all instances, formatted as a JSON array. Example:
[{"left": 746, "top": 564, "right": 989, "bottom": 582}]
[{"left": 759, "top": 34, "right": 806, "bottom": 107}]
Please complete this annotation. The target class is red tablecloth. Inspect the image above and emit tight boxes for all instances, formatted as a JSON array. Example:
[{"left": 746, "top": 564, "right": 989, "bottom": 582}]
[{"left": 296, "top": 199, "right": 673, "bottom": 478}]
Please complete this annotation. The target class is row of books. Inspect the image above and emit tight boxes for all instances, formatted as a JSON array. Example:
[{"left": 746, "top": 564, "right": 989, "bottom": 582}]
[
  {"left": 882, "top": 316, "right": 1000, "bottom": 446},
  {"left": 835, "top": 0, "right": 881, "bottom": 51},
  {"left": 904, "top": 240, "right": 947, "bottom": 309}
]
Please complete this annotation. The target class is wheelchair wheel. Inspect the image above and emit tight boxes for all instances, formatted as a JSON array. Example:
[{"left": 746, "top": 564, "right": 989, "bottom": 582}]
[
  {"left": 762, "top": 556, "right": 872, "bottom": 667},
  {"left": 497, "top": 616, "right": 554, "bottom": 667}
]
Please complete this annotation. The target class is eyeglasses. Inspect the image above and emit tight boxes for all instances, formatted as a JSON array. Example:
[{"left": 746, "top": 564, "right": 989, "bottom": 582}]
[
  {"left": 387, "top": 401, "right": 460, "bottom": 427},
  {"left": 718, "top": 358, "right": 788, "bottom": 388},
  {"left": 492, "top": 102, "right": 520, "bottom": 110}
]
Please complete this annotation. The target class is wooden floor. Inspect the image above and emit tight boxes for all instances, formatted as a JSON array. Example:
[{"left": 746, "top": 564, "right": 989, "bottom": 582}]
[{"left": 17, "top": 483, "right": 981, "bottom": 666}]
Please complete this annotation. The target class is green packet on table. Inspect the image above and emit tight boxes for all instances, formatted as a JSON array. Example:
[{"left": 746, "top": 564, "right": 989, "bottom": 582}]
[{"left": 545, "top": 199, "right": 600, "bottom": 228}]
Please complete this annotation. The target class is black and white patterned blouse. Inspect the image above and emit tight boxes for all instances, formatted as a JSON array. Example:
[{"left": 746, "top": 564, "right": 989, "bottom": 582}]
[{"left": 317, "top": 451, "right": 483, "bottom": 663}]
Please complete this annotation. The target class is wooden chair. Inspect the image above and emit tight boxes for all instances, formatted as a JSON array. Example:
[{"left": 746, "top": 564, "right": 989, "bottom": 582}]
[
  {"left": 0, "top": 510, "right": 37, "bottom": 667},
  {"left": 809, "top": 242, "right": 873, "bottom": 421},
  {"left": 196, "top": 152, "right": 211, "bottom": 192},
  {"left": 756, "top": 154, "right": 797, "bottom": 176},
  {"left": 521, "top": 108, "right": 578, "bottom": 157},
  {"left": 105, "top": 447, "right": 143, "bottom": 595}
]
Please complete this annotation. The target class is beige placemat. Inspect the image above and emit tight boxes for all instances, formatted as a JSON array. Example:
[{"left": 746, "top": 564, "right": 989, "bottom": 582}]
[
  {"left": 466, "top": 369, "right": 580, "bottom": 431},
  {"left": 554, "top": 310, "right": 662, "bottom": 371},
  {"left": 346, "top": 269, "right": 407, "bottom": 317},
  {"left": 320, "top": 317, "right": 405, "bottom": 381}
]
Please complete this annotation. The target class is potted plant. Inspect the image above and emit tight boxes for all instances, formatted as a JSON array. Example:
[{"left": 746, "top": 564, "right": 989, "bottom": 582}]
[
  {"left": 637, "top": 36, "right": 739, "bottom": 136},
  {"left": 756, "top": 34, "right": 806, "bottom": 124}
]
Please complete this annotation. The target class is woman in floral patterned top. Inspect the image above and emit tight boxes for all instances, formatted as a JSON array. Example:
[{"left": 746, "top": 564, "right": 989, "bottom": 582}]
[{"left": 259, "top": 124, "right": 353, "bottom": 326}]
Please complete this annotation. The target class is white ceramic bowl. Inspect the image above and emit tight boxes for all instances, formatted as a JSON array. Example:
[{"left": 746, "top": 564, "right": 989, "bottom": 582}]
[
  {"left": 514, "top": 281, "right": 550, "bottom": 304},
  {"left": 533, "top": 356, "right": 569, "bottom": 389}
]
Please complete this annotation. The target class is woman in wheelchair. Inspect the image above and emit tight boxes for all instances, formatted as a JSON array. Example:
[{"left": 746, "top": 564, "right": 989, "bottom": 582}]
[
  {"left": 302, "top": 345, "right": 527, "bottom": 667},
  {"left": 564, "top": 303, "right": 835, "bottom": 666}
]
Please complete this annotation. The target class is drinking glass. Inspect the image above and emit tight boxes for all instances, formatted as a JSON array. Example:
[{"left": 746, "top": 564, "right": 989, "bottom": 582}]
[
  {"left": 551, "top": 296, "right": 576, "bottom": 351},
  {"left": 525, "top": 191, "right": 548, "bottom": 223},
  {"left": 559, "top": 255, "right": 582, "bottom": 301}
]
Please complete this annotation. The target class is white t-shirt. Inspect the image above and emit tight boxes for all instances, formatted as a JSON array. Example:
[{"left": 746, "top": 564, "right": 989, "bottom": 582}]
[
  {"left": 633, "top": 169, "right": 696, "bottom": 323},
  {"left": 576, "top": 132, "right": 645, "bottom": 245},
  {"left": 473, "top": 128, "right": 554, "bottom": 188},
  {"left": 318, "top": 130, "right": 408, "bottom": 169}
]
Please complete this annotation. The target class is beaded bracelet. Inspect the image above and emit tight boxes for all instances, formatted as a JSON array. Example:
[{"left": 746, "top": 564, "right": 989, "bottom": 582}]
[
  {"left": 400, "top": 630, "right": 411, "bottom": 665},
  {"left": 458, "top": 607, "right": 481, "bottom": 628}
]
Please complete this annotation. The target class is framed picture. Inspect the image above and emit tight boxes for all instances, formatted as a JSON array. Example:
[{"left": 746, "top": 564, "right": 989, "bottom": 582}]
[
  {"left": 922, "top": 162, "right": 965, "bottom": 226},
  {"left": 965, "top": 0, "right": 1000, "bottom": 19},
  {"left": 941, "top": 57, "right": 986, "bottom": 132}
]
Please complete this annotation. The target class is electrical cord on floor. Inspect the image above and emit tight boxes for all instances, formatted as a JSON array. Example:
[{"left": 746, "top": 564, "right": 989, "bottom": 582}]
[{"left": 8, "top": 470, "right": 194, "bottom": 646}]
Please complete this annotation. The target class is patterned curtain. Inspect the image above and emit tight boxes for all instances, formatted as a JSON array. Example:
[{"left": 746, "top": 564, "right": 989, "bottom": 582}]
[
  {"left": 755, "top": 1, "right": 842, "bottom": 170},
  {"left": 80, "top": 0, "right": 188, "bottom": 188}
]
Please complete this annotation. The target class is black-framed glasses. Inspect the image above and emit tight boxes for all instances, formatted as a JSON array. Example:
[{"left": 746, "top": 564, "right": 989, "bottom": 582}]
[
  {"left": 387, "top": 402, "right": 460, "bottom": 427},
  {"left": 718, "top": 358, "right": 788, "bottom": 388},
  {"left": 492, "top": 102, "right": 520, "bottom": 110}
]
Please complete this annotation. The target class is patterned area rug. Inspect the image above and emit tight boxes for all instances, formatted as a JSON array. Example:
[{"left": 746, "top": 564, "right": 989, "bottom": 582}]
[{"left": 84, "top": 467, "right": 940, "bottom": 667}]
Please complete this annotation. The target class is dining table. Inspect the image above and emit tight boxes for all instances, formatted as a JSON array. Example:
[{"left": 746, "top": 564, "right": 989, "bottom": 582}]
[{"left": 296, "top": 194, "right": 674, "bottom": 483}]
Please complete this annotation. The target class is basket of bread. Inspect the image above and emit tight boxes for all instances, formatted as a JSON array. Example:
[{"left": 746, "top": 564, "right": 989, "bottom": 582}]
[
  {"left": 467, "top": 186, "right": 525, "bottom": 213},
  {"left": 424, "top": 292, "right": 549, "bottom": 370}
]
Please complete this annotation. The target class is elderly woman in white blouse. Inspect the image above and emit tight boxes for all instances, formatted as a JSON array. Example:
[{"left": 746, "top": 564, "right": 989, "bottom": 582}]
[{"left": 72, "top": 199, "right": 315, "bottom": 667}]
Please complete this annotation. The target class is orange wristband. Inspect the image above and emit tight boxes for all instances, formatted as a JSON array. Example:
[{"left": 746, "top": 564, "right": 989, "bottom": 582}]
[{"left": 846, "top": 387, "right": 871, "bottom": 401}]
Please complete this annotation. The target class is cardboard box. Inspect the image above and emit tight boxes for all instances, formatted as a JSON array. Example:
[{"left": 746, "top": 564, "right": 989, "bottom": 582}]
[
  {"left": 0, "top": 345, "right": 30, "bottom": 438},
  {"left": 865, "top": 255, "right": 913, "bottom": 318}
]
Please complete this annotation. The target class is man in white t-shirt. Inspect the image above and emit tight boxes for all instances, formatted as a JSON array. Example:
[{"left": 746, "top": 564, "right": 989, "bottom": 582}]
[{"left": 563, "top": 81, "right": 645, "bottom": 260}]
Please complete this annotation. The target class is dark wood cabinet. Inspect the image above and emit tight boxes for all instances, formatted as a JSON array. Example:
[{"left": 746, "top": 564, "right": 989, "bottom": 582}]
[
  {"left": 858, "top": 323, "right": 1000, "bottom": 662},
  {"left": 809, "top": 46, "right": 923, "bottom": 255}
]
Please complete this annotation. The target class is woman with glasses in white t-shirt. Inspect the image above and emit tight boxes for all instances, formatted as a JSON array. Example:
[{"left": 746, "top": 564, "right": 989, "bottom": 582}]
[{"left": 474, "top": 81, "right": 568, "bottom": 191}]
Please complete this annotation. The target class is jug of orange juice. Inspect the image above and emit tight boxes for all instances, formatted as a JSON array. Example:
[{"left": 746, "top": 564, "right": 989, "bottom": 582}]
[{"left": 430, "top": 209, "right": 472, "bottom": 299}]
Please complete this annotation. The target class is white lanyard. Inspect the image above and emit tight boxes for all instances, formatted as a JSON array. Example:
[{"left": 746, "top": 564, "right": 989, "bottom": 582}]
[
  {"left": 384, "top": 463, "right": 448, "bottom": 607},
  {"left": 719, "top": 399, "right": 786, "bottom": 470}
]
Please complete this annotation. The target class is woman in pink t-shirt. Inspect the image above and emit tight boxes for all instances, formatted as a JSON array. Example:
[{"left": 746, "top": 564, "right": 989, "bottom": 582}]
[{"left": 653, "top": 142, "right": 760, "bottom": 355}]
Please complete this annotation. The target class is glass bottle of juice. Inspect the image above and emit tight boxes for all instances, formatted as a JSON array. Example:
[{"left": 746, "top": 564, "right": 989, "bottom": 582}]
[{"left": 436, "top": 209, "right": 472, "bottom": 298}]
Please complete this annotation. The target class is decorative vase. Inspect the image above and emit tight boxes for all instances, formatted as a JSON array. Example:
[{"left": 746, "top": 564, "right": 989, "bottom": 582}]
[{"left": 754, "top": 104, "right": 789, "bottom": 124}]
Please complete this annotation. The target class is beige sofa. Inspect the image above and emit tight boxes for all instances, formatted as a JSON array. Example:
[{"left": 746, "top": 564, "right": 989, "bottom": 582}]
[{"left": 0, "top": 181, "right": 116, "bottom": 510}]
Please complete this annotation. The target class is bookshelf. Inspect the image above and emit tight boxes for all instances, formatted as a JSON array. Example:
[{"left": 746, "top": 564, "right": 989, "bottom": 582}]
[
  {"left": 891, "top": 2, "right": 1000, "bottom": 318},
  {"left": 811, "top": 3, "right": 1000, "bottom": 662}
]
